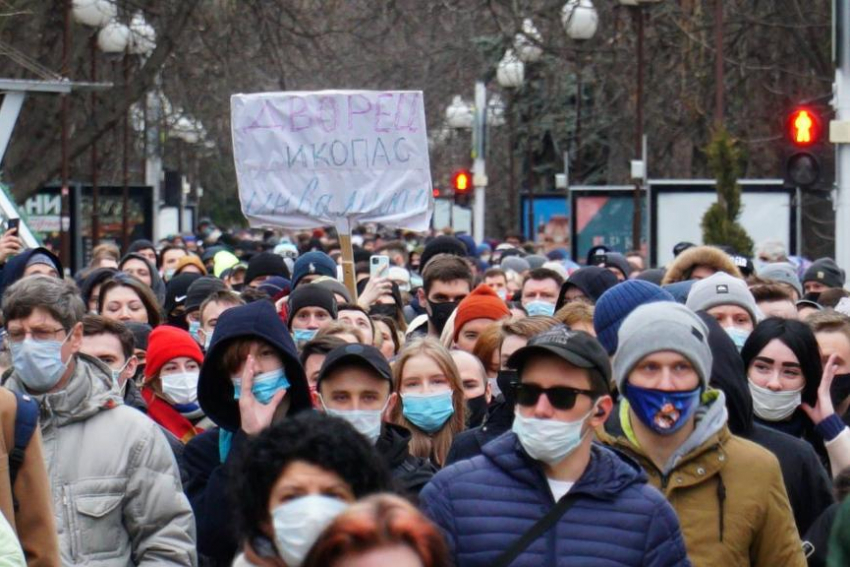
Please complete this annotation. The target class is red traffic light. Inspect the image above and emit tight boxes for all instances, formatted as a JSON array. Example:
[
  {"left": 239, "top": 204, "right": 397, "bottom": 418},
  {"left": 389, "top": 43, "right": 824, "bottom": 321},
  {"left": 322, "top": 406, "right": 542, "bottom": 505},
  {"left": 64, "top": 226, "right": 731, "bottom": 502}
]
[
  {"left": 787, "top": 107, "right": 821, "bottom": 147},
  {"left": 453, "top": 170, "right": 472, "bottom": 193}
]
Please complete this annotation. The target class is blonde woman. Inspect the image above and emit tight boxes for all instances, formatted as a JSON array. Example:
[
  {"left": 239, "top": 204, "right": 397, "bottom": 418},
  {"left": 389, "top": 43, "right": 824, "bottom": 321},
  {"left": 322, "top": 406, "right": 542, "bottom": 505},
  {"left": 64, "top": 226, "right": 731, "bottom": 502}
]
[{"left": 390, "top": 337, "right": 465, "bottom": 467}]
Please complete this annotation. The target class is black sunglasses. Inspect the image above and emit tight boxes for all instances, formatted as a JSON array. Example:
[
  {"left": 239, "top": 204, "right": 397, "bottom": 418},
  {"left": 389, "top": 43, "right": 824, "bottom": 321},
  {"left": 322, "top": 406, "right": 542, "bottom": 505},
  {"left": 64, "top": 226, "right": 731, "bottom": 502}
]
[{"left": 514, "top": 383, "right": 595, "bottom": 411}]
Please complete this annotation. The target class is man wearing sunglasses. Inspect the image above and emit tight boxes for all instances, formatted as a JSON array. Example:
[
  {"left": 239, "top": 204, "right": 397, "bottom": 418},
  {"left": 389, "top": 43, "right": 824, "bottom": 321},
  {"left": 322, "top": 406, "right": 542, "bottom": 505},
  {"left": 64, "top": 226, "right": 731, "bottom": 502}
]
[
  {"left": 599, "top": 302, "right": 805, "bottom": 567},
  {"left": 421, "top": 325, "right": 689, "bottom": 566}
]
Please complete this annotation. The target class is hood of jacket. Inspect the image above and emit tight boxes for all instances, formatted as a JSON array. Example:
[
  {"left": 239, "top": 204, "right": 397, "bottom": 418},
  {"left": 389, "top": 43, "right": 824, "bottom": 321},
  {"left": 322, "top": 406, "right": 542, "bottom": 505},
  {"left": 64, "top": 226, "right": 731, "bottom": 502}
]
[
  {"left": 697, "top": 311, "right": 754, "bottom": 436},
  {"left": 198, "top": 300, "right": 311, "bottom": 431},
  {"left": 0, "top": 247, "right": 63, "bottom": 298},
  {"left": 661, "top": 245, "right": 743, "bottom": 285},
  {"left": 6, "top": 353, "right": 121, "bottom": 427},
  {"left": 119, "top": 252, "right": 166, "bottom": 305},
  {"left": 481, "top": 431, "right": 648, "bottom": 501}
]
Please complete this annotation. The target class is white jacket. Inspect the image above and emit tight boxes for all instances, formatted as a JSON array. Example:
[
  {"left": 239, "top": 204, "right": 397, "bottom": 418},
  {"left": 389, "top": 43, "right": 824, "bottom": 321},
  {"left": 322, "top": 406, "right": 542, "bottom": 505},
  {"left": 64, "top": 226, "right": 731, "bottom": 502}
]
[{"left": 6, "top": 354, "right": 197, "bottom": 566}]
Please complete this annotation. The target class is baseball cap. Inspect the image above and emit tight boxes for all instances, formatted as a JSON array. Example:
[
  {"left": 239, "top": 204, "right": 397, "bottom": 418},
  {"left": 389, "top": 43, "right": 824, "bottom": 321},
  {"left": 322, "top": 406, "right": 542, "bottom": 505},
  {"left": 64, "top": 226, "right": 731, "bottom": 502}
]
[
  {"left": 507, "top": 325, "right": 611, "bottom": 392},
  {"left": 316, "top": 343, "right": 393, "bottom": 389}
]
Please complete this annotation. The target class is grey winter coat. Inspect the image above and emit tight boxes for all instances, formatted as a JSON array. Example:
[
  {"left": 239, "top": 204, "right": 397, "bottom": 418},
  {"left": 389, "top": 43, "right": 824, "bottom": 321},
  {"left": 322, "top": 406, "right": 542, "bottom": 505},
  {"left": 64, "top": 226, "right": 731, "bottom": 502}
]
[{"left": 5, "top": 354, "right": 197, "bottom": 566}]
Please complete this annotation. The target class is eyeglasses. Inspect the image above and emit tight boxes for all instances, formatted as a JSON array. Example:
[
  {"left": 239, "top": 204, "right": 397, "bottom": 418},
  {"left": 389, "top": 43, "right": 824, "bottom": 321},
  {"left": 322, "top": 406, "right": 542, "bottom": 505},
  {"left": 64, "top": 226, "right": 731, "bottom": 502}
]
[
  {"left": 6, "top": 327, "right": 67, "bottom": 344},
  {"left": 514, "top": 383, "right": 595, "bottom": 411}
]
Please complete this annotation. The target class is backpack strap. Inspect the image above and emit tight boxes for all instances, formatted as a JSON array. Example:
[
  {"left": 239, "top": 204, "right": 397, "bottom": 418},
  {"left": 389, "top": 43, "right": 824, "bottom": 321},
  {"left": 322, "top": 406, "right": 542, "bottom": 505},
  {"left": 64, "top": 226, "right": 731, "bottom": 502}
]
[{"left": 10, "top": 391, "right": 38, "bottom": 488}]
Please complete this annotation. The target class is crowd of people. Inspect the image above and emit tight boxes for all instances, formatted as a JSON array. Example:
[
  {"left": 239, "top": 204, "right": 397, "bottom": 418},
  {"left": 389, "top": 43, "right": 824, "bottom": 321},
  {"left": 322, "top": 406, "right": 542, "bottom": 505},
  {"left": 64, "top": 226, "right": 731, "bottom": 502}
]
[{"left": 1, "top": 219, "right": 850, "bottom": 566}]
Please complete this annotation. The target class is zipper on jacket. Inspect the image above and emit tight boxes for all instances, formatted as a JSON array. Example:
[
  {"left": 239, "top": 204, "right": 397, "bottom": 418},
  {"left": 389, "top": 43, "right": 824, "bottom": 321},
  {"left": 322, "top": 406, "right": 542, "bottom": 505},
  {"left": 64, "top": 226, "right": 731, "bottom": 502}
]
[{"left": 63, "top": 486, "right": 77, "bottom": 562}]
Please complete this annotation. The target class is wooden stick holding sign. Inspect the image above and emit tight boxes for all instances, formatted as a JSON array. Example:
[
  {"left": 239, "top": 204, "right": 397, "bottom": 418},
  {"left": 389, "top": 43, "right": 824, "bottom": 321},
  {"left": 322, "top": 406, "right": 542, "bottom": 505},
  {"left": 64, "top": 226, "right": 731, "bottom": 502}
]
[
  {"left": 231, "top": 90, "right": 434, "bottom": 296},
  {"left": 338, "top": 232, "right": 358, "bottom": 301}
]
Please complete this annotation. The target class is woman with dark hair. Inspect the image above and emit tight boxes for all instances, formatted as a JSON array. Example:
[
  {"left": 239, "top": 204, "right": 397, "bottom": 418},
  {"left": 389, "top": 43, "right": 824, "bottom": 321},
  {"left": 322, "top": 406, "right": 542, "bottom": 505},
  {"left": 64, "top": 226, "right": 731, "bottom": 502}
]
[
  {"left": 98, "top": 273, "right": 162, "bottom": 327},
  {"left": 742, "top": 318, "right": 850, "bottom": 476},
  {"left": 232, "top": 412, "right": 390, "bottom": 567},
  {"left": 303, "top": 494, "right": 449, "bottom": 567},
  {"left": 118, "top": 252, "right": 166, "bottom": 304},
  {"left": 79, "top": 266, "right": 117, "bottom": 312}
]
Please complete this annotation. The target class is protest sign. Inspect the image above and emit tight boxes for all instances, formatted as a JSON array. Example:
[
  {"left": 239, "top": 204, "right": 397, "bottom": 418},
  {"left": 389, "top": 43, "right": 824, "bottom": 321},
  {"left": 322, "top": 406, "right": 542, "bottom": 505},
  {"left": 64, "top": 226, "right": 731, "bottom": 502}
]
[
  {"left": 231, "top": 90, "right": 433, "bottom": 298},
  {"left": 231, "top": 90, "right": 433, "bottom": 233}
]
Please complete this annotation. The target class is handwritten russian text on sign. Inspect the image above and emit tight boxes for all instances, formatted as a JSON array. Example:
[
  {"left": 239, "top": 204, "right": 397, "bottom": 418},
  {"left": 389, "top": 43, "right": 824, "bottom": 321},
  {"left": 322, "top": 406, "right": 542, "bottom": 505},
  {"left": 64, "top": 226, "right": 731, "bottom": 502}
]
[{"left": 231, "top": 90, "right": 433, "bottom": 231}]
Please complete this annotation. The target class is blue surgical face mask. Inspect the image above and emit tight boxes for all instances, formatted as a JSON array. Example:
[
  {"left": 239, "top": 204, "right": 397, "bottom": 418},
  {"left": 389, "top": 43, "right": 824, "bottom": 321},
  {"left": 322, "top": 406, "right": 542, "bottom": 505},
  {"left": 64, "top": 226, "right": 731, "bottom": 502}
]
[
  {"left": 321, "top": 397, "right": 388, "bottom": 445},
  {"left": 233, "top": 368, "right": 290, "bottom": 404},
  {"left": 724, "top": 327, "right": 750, "bottom": 352},
  {"left": 525, "top": 300, "right": 556, "bottom": 317},
  {"left": 188, "top": 320, "right": 201, "bottom": 343},
  {"left": 512, "top": 404, "right": 595, "bottom": 465},
  {"left": 203, "top": 332, "right": 212, "bottom": 352},
  {"left": 625, "top": 383, "right": 701, "bottom": 436},
  {"left": 293, "top": 329, "right": 318, "bottom": 344},
  {"left": 111, "top": 357, "right": 132, "bottom": 390},
  {"left": 402, "top": 390, "right": 455, "bottom": 433},
  {"left": 11, "top": 334, "right": 71, "bottom": 393}
]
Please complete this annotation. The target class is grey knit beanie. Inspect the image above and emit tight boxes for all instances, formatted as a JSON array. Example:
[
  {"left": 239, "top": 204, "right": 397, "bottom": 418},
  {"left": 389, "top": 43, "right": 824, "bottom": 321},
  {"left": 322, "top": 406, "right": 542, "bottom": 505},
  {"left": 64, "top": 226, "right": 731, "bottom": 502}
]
[
  {"left": 501, "top": 256, "right": 530, "bottom": 275},
  {"left": 685, "top": 272, "right": 760, "bottom": 325},
  {"left": 759, "top": 262, "right": 803, "bottom": 297},
  {"left": 614, "top": 302, "right": 712, "bottom": 392}
]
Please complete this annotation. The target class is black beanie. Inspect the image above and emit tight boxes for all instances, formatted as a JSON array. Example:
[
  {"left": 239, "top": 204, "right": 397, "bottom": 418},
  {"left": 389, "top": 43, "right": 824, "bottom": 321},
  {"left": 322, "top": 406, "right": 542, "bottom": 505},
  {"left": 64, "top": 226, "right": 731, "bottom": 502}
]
[
  {"left": 419, "top": 236, "right": 467, "bottom": 271},
  {"left": 803, "top": 258, "right": 846, "bottom": 289},
  {"left": 287, "top": 285, "right": 338, "bottom": 328},
  {"left": 185, "top": 276, "right": 227, "bottom": 313},
  {"left": 245, "top": 252, "right": 290, "bottom": 285},
  {"left": 164, "top": 273, "right": 202, "bottom": 314}
]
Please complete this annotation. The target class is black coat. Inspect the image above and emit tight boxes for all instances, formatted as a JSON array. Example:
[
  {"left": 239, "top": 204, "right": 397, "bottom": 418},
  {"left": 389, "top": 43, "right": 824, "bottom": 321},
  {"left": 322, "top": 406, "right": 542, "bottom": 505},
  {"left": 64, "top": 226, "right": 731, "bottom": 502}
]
[
  {"left": 445, "top": 398, "right": 514, "bottom": 466},
  {"left": 697, "top": 312, "right": 834, "bottom": 536},
  {"left": 803, "top": 502, "right": 841, "bottom": 567},
  {"left": 377, "top": 423, "right": 436, "bottom": 496}
]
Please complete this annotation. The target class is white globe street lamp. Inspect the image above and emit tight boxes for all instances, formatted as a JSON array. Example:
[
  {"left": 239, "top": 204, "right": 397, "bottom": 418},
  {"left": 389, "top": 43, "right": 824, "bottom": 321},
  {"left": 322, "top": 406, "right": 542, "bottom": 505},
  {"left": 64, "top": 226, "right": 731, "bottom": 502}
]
[
  {"left": 128, "top": 12, "right": 157, "bottom": 55},
  {"left": 514, "top": 18, "right": 543, "bottom": 63},
  {"left": 97, "top": 20, "right": 131, "bottom": 53},
  {"left": 496, "top": 49, "right": 524, "bottom": 89},
  {"left": 72, "top": 0, "right": 116, "bottom": 27},
  {"left": 487, "top": 94, "right": 506, "bottom": 127},
  {"left": 561, "top": 0, "right": 599, "bottom": 41},
  {"left": 445, "top": 95, "right": 474, "bottom": 130}
]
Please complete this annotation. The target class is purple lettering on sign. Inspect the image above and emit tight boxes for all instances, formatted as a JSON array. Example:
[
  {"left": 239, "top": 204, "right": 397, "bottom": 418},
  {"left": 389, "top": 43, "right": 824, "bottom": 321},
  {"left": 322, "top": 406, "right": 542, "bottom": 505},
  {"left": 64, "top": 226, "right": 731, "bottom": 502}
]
[
  {"left": 348, "top": 94, "right": 372, "bottom": 130},
  {"left": 375, "top": 93, "right": 394, "bottom": 133},
  {"left": 289, "top": 96, "right": 313, "bottom": 132},
  {"left": 318, "top": 96, "right": 338, "bottom": 133}
]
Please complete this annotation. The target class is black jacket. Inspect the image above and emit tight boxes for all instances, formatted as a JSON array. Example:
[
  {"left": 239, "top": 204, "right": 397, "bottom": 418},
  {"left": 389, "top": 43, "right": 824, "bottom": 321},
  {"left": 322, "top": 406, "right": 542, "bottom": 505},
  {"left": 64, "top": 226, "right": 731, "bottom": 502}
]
[
  {"left": 188, "top": 301, "right": 312, "bottom": 566},
  {"left": 803, "top": 502, "right": 841, "bottom": 567},
  {"left": 376, "top": 423, "right": 436, "bottom": 496},
  {"left": 445, "top": 398, "right": 514, "bottom": 466},
  {"left": 697, "top": 312, "right": 834, "bottom": 536}
]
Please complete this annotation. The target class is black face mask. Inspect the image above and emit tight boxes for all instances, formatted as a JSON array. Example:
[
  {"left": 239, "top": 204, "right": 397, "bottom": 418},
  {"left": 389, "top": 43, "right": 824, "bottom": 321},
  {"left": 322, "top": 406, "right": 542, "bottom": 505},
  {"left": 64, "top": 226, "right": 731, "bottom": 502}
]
[
  {"left": 466, "top": 394, "right": 488, "bottom": 428},
  {"left": 231, "top": 283, "right": 245, "bottom": 293},
  {"left": 496, "top": 369, "right": 519, "bottom": 406},
  {"left": 369, "top": 304, "right": 399, "bottom": 319},
  {"left": 427, "top": 300, "right": 458, "bottom": 335},
  {"left": 831, "top": 373, "right": 850, "bottom": 407},
  {"left": 167, "top": 313, "right": 189, "bottom": 331}
]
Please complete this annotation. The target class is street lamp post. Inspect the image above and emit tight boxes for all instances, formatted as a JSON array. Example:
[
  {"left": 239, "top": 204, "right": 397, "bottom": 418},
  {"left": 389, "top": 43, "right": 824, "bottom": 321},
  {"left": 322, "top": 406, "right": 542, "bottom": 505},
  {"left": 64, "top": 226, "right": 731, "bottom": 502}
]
[
  {"left": 619, "top": 0, "right": 660, "bottom": 254},
  {"left": 562, "top": 1, "right": 598, "bottom": 184},
  {"left": 496, "top": 49, "right": 525, "bottom": 238}
]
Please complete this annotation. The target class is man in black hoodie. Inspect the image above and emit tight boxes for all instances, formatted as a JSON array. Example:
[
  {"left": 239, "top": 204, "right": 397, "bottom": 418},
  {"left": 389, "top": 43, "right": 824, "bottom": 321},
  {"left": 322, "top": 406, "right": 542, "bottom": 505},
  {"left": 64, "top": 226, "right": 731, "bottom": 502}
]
[
  {"left": 316, "top": 343, "right": 435, "bottom": 495},
  {"left": 183, "top": 300, "right": 313, "bottom": 566},
  {"left": 696, "top": 311, "right": 834, "bottom": 537},
  {"left": 0, "top": 246, "right": 62, "bottom": 298}
]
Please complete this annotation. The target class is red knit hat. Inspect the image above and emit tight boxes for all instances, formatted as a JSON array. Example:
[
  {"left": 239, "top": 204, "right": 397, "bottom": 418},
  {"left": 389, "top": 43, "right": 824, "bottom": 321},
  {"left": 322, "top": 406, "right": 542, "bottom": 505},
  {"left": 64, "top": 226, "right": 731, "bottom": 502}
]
[
  {"left": 453, "top": 284, "right": 511, "bottom": 341},
  {"left": 144, "top": 325, "right": 204, "bottom": 380}
]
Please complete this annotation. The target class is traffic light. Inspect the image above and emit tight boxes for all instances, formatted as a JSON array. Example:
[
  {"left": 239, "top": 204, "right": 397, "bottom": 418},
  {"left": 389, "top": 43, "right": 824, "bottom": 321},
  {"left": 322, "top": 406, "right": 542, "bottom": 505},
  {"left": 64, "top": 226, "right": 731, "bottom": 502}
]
[
  {"left": 453, "top": 169, "right": 472, "bottom": 206},
  {"left": 784, "top": 106, "right": 824, "bottom": 188}
]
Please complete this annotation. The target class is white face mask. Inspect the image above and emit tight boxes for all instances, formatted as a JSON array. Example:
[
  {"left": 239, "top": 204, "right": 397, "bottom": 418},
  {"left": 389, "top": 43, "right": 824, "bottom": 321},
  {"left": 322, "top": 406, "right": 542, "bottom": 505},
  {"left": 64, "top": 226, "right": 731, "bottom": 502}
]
[
  {"left": 272, "top": 494, "right": 349, "bottom": 567},
  {"left": 160, "top": 371, "right": 199, "bottom": 405},
  {"left": 511, "top": 405, "right": 594, "bottom": 465},
  {"left": 748, "top": 380, "right": 802, "bottom": 421},
  {"left": 321, "top": 398, "right": 388, "bottom": 445}
]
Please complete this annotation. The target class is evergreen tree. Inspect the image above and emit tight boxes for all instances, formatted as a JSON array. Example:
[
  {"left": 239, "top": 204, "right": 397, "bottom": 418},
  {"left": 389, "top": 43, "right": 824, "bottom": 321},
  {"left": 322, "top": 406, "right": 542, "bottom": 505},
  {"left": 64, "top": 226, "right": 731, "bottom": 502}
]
[{"left": 701, "top": 128, "right": 754, "bottom": 257}]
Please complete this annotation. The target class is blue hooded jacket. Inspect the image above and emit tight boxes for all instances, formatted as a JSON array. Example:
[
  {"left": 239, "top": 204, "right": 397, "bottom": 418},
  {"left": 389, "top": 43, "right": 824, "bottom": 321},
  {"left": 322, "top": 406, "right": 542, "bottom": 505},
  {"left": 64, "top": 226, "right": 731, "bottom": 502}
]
[
  {"left": 420, "top": 433, "right": 690, "bottom": 567},
  {"left": 0, "top": 247, "right": 63, "bottom": 298}
]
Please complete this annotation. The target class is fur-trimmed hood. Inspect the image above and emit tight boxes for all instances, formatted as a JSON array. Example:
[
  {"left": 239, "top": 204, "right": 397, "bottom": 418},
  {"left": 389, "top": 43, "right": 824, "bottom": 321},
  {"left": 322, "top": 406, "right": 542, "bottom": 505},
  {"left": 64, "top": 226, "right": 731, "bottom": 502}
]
[{"left": 661, "top": 245, "right": 742, "bottom": 285}]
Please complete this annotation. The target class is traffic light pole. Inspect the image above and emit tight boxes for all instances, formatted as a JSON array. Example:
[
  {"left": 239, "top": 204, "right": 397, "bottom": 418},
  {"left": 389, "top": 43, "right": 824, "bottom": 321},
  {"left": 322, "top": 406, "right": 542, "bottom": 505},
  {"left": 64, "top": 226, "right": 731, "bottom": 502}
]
[
  {"left": 472, "top": 81, "right": 487, "bottom": 244},
  {"left": 834, "top": 0, "right": 850, "bottom": 271}
]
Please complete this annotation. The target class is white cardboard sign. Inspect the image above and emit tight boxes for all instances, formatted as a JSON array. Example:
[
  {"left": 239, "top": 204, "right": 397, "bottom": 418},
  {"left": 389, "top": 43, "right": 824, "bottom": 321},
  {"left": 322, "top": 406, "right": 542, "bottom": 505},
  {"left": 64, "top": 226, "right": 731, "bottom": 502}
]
[{"left": 231, "top": 90, "right": 433, "bottom": 233}]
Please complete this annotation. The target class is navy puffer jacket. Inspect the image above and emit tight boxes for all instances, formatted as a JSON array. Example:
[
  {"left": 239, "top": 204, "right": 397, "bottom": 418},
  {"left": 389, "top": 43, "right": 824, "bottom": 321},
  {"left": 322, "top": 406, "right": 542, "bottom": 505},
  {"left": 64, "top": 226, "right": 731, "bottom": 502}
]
[{"left": 420, "top": 432, "right": 690, "bottom": 567}]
